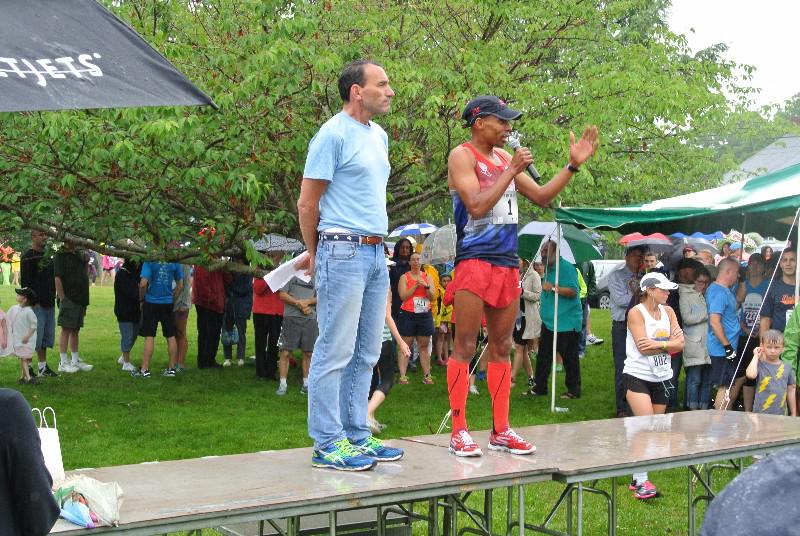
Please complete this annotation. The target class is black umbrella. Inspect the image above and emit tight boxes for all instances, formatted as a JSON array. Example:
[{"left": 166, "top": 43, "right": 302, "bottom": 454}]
[
  {"left": 251, "top": 234, "right": 305, "bottom": 253},
  {"left": 0, "top": 0, "right": 214, "bottom": 112}
]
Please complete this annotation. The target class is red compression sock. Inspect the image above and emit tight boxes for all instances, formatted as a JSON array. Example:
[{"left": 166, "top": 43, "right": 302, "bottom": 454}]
[
  {"left": 447, "top": 359, "right": 470, "bottom": 433},
  {"left": 488, "top": 361, "right": 511, "bottom": 433}
]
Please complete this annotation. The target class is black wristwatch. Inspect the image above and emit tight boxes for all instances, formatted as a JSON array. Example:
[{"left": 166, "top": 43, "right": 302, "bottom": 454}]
[{"left": 567, "top": 163, "right": 580, "bottom": 173}]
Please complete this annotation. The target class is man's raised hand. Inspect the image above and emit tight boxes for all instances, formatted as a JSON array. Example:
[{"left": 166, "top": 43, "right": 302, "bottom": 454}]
[{"left": 568, "top": 126, "right": 600, "bottom": 167}]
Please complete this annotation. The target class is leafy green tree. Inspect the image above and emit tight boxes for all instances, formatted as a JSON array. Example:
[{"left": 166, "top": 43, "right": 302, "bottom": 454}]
[{"left": 0, "top": 0, "right": 785, "bottom": 272}]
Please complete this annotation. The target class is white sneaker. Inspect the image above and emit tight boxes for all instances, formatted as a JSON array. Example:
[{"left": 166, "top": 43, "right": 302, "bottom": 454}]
[
  {"left": 223, "top": 359, "right": 232, "bottom": 367},
  {"left": 72, "top": 359, "right": 93, "bottom": 372},
  {"left": 368, "top": 417, "right": 382, "bottom": 435},
  {"left": 121, "top": 361, "right": 137, "bottom": 372},
  {"left": 58, "top": 361, "right": 79, "bottom": 373},
  {"left": 117, "top": 355, "right": 124, "bottom": 365},
  {"left": 237, "top": 359, "right": 244, "bottom": 366},
  {"left": 586, "top": 334, "right": 604, "bottom": 345},
  {"left": 469, "top": 385, "right": 479, "bottom": 395}
]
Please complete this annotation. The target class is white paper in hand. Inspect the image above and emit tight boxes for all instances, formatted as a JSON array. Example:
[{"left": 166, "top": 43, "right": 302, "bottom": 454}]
[{"left": 264, "top": 251, "right": 311, "bottom": 291}]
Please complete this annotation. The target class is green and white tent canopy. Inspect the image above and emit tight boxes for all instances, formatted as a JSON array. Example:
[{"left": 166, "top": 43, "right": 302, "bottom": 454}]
[{"left": 555, "top": 163, "right": 800, "bottom": 237}]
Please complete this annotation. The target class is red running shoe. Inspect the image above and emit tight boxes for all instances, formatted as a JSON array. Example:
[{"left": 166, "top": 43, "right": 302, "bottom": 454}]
[
  {"left": 488, "top": 428, "right": 536, "bottom": 455},
  {"left": 633, "top": 480, "right": 658, "bottom": 500},
  {"left": 449, "top": 430, "right": 483, "bottom": 457}
]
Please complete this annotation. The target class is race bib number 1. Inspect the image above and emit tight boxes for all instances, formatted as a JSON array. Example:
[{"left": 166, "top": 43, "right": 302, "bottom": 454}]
[{"left": 491, "top": 189, "right": 518, "bottom": 225}]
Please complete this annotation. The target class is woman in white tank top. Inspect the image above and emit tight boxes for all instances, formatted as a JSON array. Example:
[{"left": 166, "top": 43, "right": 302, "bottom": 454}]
[{"left": 623, "top": 271, "right": 685, "bottom": 499}]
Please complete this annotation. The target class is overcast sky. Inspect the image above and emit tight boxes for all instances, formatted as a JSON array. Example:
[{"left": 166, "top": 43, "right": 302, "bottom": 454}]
[{"left": 667, "top": 0, "right": 800, "bottom": 109}]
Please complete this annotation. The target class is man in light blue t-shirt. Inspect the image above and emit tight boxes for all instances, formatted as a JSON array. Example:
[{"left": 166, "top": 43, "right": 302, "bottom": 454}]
[
  {"left": 296, "top": 60, "right": 402, "bottom": 471},
  {"left": 706, "top": 257, "right": 743, "bottom": 410}
]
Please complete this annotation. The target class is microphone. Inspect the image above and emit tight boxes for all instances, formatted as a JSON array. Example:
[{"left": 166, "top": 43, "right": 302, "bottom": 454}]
[{"left": 507, "top": 133, "right": 541, "bottom": 184}]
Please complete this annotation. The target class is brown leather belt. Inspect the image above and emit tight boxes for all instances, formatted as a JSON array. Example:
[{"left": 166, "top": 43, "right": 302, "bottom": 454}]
[{"left": 319, "top": 232, "right": 384, "bottom": 245}]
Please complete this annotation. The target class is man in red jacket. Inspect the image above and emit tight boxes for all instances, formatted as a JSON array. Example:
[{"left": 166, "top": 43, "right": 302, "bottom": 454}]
[{"left": 192, "top": 265, "right": 231, "bottom": 368}]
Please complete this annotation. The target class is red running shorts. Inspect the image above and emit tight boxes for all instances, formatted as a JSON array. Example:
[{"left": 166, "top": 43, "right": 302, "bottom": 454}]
[{"left": 444, "top": 259, "right": 520, "bottom": 309}]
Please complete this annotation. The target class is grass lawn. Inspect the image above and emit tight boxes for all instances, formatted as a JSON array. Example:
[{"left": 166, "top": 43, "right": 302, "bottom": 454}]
[{"left": 0, "top": 285, "right": 734, "bottom": 534}]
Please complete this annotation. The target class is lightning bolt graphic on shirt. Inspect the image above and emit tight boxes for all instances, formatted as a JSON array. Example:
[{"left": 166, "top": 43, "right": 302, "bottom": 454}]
[
  {"left": 759, "top": 376, "right": 771, "bottom": 393},
  {"left": 762, "top": 393, "right": 776, "bottom": 411}
]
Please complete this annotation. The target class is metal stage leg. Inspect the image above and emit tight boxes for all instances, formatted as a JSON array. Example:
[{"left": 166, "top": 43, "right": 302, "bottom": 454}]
[
  {"left": 576, "top": 482, "right": 583, "bottom": 536},
  {"left": 485, "top": 488, "right": 494, "bottom": 533},
  {"left": 688, "top": 464, "right": 717, "bottom": 536},
  {"left": 429, "top": 498, "right": 439, "bottom": 536},
  {"left": 507, "top": 487, "right": 514, "bottom": 536},
  {"left": 287, "top": 516, "right": 299, "bottom": 536},
  {"left": 443, "top": 497, "right": 452, "bottom": 536},
  {"left": 610, "top": 477, "right": 617, "bottom": 536},
  {"left": 377, "top": 505, "right": 384, "bottom": 536},
  {"left": 518, "top": 485, "right": 525, "bottom": 536},
  {"left": 450, "top": 495, "right": 459, "bottom": 536},
  {"left": 329, "top": 511, "right": 337, "bottom": 536},
  {"left": 565, "top": 487, "right": 572, "bottom": 536},
  {"left": 688, "top": 465, "right": 695, "bottom": 536}
]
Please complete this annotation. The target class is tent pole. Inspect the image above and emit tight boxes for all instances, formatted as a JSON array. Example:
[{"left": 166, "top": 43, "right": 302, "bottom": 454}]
[
  {"left": 551, "top": 225, "right": 561, "bottom": 413},
  {"left": 795, "top": 208, "right": 800, "bottom": 303},
  {"left": 740, "top": 213, "right": 747, "bottom": 259}
]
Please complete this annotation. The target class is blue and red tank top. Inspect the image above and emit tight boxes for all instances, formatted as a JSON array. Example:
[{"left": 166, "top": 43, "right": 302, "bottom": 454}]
[{"left": 451, "top": 143, "right": 519, "bottom": 268}]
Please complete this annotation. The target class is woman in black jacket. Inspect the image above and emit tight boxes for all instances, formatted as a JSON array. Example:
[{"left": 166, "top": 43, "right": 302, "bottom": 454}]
[
  {"left": 223, "top": 263, "right": 254, "bottom": 367},
  {"left": 114, "top": 259, "right": 141, "bottom": 372}
]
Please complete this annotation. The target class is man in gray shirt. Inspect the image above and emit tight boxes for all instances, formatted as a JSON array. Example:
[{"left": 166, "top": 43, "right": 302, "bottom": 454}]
[
  {"left": 607, "top": 246, "right": 644, "bottom": 417},
  {"left": 276, "top": 276, "right": 317, "bottom": 395}
]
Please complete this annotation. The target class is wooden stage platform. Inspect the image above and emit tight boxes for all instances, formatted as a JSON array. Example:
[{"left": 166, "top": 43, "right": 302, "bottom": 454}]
[{"left": 50, "top": 410, "right": 800, "bottom": 536}]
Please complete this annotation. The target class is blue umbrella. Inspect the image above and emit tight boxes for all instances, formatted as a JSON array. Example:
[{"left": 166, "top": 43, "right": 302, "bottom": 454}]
[
  {"left": 389, "top": 223, "right": 438, "bottom": 237},
  {"left": 671, "top": 231, "right": 725, "bottom": 240}
]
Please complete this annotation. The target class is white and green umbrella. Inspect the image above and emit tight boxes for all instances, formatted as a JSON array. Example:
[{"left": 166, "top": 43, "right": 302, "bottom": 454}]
[{"left": 518, "top": 221, "right": 601, "bottom": 263}]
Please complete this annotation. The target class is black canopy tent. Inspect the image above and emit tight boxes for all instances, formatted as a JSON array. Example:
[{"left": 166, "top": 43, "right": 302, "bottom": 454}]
[{"left": 0, "top": 0, "right": 214, "bottom": 112}]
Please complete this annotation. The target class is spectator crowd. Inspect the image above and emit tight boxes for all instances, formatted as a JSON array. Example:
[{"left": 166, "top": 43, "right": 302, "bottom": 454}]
[{"left": 0, "top": 231, "right": 797, "bottom": 428}]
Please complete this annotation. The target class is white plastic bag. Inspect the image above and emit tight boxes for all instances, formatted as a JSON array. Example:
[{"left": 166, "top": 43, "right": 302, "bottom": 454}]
[
  {"left": 32, "top": 406, "right": 65, "bottom": 485},
  {"left": 58, "top": 475, "right": 123, "bottom": 527}
]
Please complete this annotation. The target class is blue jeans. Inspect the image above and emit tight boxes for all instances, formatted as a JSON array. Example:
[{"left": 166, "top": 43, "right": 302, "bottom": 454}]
[
  {"left": 33, "top": 306, "right": 55, "bottom": 350},
  {"left": 118, "top": 321, "right": 140, "bottom": 353},
  {"left": 307, "top": 240, "right": 388, "bottom": 450},
  {"left": 685, "top": 364, "right": 712, "bottom": 410}
]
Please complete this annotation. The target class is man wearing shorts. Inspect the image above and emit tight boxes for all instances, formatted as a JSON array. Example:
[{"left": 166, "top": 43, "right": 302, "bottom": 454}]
[
  {"left": 707, "top": 257, "right": 743, "bottom": 410},
  {"left": 276, "top": 275, "right": 317, "bottom": 395},
  {"left": 53, "top": 241, "right": 92, "bottom": 372},
  {"left": 445, "top": 95, "right": 599, "bottom": 456},
  {"left": 137, "top": 261, "right": 184, "bottom": 378},
  {"left": 20, "top": 230, "right": 58, "bottom": 377}
]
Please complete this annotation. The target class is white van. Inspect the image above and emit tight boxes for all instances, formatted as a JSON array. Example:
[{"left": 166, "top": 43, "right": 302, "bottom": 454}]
[{"left": 588, "top": 260, "right": 625, "bottom": 309}]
